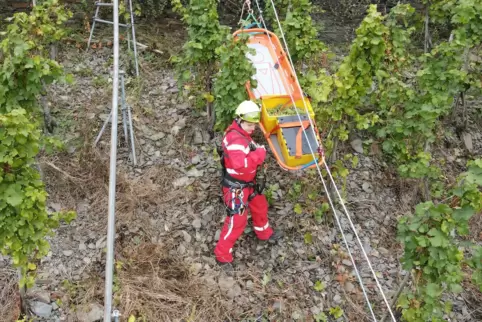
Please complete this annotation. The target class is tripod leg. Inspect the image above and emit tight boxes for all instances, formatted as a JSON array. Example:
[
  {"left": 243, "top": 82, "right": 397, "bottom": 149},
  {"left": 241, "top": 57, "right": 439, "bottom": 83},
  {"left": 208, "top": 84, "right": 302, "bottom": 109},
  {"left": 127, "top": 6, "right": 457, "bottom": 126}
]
[
  {"left": 94, "top": 109, "right": 112, "bottom": 147},
  {"left": 87, "top": 4, "right": 101, "bottom": 52},
  {"left": 127, "top": 25, "right": 131, "bottom": 52},
  {"left": 129, "top": 0, "right": 140, "bottom": 77},
  {"left": 120, "top": 74, "right": 129, "bottom": 144},
  {"left": 127, "top": 104, "right": 137, "bottom": 165}
]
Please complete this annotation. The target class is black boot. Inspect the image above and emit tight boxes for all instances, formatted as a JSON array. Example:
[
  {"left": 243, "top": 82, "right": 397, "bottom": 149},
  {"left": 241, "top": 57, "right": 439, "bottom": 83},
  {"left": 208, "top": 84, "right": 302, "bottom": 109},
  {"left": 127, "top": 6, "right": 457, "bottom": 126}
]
[
  {"left": 268, "top": 229, "right": 283, "bottom": 244},
  {"left": 216, "top": 260, "right": 234, "bottom": 275}
]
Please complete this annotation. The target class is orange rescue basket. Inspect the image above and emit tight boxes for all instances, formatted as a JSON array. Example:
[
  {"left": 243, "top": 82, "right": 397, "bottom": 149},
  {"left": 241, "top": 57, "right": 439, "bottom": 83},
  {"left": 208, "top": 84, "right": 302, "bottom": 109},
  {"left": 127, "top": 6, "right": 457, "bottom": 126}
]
[{"left": 233, "top": 28, "right": 325, "bottom": 171}]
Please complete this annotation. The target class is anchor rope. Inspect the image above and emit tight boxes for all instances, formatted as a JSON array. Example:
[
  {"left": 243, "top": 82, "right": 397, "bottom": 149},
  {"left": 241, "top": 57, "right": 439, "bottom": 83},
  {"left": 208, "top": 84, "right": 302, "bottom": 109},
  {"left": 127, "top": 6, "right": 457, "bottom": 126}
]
[{"left": 246, "top": 0, "right": 397, "bottom": 320}]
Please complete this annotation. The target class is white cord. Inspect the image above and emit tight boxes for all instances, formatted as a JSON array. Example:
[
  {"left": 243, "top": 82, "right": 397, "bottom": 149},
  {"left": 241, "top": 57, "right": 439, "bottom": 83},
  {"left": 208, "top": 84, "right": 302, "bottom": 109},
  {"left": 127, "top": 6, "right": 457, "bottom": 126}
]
[
  {"left": 252, "top": 1, "right": 397, "bottom": 320},
  {"left": 250, "top": 1, "right": 376, "bottom": 320}
]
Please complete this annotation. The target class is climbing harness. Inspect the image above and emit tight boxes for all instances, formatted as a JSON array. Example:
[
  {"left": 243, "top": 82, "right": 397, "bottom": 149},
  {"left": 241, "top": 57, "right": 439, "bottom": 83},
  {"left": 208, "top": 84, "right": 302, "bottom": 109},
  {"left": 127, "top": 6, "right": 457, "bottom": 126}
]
[
  {"left": 235, "top": 1, "right": 399, "bottom": 321},
  {"left": 223, "top": 186, "right": 248, "bottom": 217},
  {"left": 217, "top": 126, "right": 268, "bottom": 216}
]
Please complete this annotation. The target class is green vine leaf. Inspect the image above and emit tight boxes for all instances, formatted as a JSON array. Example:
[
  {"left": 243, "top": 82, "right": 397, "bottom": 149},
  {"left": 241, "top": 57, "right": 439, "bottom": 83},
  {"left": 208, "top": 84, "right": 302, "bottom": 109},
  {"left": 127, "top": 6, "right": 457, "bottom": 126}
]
[
  {"left": 213, "top": 33, "right": 256, "bottom": 130},
  {"left": 171, "top": 0, "right": 228, "bottom": 111},
  {"left": 0, "top": 0, "right": 77, "bottom": 287},
  {"left": 4, "top": 184, "right": 24, "bottom": 207}
]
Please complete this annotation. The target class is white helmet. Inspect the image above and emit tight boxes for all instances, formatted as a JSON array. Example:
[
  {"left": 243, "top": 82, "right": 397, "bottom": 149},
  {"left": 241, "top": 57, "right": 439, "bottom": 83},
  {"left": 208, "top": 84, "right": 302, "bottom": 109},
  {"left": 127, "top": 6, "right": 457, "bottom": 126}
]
[{"left": 235, "top": 100, "right": 261, "bottom": 123}]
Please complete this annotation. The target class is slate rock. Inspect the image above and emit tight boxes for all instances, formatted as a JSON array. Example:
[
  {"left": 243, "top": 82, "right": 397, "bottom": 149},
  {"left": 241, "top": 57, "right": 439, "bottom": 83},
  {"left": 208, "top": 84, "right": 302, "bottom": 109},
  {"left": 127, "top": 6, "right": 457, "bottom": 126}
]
[{"left": 30, "top": 301, "right": 52, "bottom": 318}]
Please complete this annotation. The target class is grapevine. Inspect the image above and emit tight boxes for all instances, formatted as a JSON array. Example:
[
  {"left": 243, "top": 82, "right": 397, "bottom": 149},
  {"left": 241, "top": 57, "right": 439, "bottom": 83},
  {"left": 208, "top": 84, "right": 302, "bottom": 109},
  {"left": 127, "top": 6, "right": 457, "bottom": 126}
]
[
  {"left": 397, "top": 159, "right": 482, "bottom": 321},
  {"left": 171, "top": 0, "right": 228, "bottom": 110},
  {"left": 0, "top": 0, "right": 72, "bottom": 114},
  {"left": 265, "top": 0, "right": 326, "bottom": 67},
  {"left": 0, "top": 0, "right": 76, "bottom": 287},
  {"left": 265, "top": 0, "right": 327, "bottom": 66},
  {"left": 373, "top": 0, "right": 482, "bottom": 182},
  {"left": 293, "top": 4, "right": 481, "bottom": 318},
  {"left": 303, "top": 5, "right": 386, "bottom": 154},
  {"left": 212, "top": 33, "right": 257, "bottom": 130},
  {"left": 138, "top": 0, "right": 167, "bottom": 19}
]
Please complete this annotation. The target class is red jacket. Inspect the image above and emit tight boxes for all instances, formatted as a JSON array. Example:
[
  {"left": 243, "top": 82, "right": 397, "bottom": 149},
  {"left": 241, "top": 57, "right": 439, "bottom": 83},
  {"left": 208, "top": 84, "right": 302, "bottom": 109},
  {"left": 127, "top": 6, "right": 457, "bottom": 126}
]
[{"left": 222, "top": 120, "right": 266, "bottom": 182}]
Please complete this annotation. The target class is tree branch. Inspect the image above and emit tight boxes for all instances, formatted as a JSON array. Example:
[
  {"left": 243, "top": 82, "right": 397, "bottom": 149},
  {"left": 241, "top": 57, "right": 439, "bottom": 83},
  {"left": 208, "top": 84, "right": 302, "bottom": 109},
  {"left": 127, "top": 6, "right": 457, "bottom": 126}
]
[
  {"left": 380, "top": 273, "right": 411, "bottom": 322},
  {"left": 424, "top": 2, "right": 432, "bottom": 53}
]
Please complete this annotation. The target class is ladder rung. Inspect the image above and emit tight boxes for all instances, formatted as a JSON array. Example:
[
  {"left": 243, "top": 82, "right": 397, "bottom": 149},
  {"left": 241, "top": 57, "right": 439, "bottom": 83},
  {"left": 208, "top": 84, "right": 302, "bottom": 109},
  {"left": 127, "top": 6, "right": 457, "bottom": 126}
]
[
  {"left": 94, "top": 18, "right": 129, "bottom": 28},
  {"left": 95, "top": 2, "right": 114, "bottom": 7}
]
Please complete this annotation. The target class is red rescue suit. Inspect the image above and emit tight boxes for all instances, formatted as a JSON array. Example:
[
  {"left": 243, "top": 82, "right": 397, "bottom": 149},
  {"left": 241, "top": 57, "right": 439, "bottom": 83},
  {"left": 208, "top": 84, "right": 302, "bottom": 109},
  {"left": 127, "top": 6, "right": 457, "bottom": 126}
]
[{"left": 214, "top": 120, "right": 273, "bottom": 263}]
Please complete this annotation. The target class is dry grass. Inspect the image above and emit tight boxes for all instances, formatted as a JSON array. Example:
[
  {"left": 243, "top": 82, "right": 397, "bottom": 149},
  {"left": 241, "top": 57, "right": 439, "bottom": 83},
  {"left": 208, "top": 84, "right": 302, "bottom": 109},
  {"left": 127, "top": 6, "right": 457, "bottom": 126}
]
[
  {"left": 461, "top": 277, "right": 482, "bottom": 321},
  {"left": 41, "top": 137, "right": 192, "bottom": 231},
  {"left": 41, "top": 146, "right": 109, "bottom": 209},
  {"left": 116, "top": 242, "right": 231, "bottom": 322},
  {"left": 0, "top": 268, "right": 21, "bottom": 321}
]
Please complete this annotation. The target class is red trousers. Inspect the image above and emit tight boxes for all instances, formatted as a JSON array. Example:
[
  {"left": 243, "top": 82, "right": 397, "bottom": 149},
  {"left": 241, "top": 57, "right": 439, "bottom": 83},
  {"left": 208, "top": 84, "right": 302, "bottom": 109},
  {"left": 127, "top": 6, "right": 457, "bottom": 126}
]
[{"left": 214, "top": 186, "right": 273, "bottom": 263}]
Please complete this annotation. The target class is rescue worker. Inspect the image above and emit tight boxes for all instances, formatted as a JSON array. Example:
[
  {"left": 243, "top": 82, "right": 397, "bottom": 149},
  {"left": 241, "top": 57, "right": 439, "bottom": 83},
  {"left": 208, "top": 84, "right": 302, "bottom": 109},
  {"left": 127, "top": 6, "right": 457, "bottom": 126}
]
[{"left": 215, "top": 100, "right": 282, "bottom": 271}]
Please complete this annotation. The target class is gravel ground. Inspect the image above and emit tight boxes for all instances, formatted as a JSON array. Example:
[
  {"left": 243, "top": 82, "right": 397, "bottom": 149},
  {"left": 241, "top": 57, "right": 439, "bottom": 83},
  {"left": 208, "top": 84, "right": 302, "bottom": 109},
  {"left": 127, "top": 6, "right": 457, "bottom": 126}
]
[{"left": 2, "top": 39, "right": 480, "bottom": 322}]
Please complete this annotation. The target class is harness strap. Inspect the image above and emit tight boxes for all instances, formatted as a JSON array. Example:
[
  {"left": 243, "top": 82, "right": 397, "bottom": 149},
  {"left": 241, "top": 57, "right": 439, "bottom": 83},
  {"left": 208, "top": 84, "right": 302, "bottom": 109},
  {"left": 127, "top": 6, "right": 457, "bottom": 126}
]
[
  {"left": 220, "top": 127, "right": 267, "bottom": 215},
  {"left": 222, "top": 172, "right": 255, "bottom": 189}
]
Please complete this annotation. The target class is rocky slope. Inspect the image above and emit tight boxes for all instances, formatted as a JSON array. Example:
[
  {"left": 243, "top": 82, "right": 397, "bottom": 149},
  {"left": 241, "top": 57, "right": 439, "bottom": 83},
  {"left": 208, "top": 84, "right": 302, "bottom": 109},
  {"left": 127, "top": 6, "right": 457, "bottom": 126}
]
[{"left": 1, "top": 28, "right": 481, "bottom": 322}]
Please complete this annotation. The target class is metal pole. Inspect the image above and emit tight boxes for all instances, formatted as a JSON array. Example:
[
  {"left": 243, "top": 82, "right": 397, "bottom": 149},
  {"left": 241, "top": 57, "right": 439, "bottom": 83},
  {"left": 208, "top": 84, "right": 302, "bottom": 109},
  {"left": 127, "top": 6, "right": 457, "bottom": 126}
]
[
  {"left": 127, "top": 26, "right": 131, "bottom": 52},
  {"left": 87, "top": 5, "right": 100, "bottom": 51},
  {"left": 93, "top": 110, "right": 112, "bottom": 147},
  {"left": 120, "top": 72, "right": 129, "bottom": 144},
  {"left": 103, "top": 0, "right": 120, "bottom": 320},
  {"left": 127, "top": 103, "right": 137, "bottom": 165},
  {"left": 128, "top": 0, "right": 140, "bottom": 76}
]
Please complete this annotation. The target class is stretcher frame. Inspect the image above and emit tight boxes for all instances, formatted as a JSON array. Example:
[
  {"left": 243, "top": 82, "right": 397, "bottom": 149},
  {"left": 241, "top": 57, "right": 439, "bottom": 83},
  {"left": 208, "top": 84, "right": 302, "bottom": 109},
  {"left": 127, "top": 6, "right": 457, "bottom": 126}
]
[{"left": 233, "top": 28, "right": 325, "bottom": 171}]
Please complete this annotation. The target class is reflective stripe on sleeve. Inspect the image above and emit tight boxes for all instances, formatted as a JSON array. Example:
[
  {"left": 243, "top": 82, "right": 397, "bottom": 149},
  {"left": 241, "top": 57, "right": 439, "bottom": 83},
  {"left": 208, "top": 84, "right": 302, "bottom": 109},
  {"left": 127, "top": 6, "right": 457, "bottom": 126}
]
[
  {"left": 254, "top": 222, "right": 270, "bottom": 231},
  {"left": 226, "top": 144, "right": 250, "bottom": 154}
]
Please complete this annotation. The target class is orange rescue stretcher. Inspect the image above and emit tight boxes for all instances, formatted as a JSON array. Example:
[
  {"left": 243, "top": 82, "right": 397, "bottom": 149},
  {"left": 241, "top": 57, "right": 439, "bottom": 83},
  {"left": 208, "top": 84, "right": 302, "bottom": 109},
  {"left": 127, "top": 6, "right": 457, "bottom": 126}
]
[{"left": 233, "top": 28, "right": 325, "bottom": 171}]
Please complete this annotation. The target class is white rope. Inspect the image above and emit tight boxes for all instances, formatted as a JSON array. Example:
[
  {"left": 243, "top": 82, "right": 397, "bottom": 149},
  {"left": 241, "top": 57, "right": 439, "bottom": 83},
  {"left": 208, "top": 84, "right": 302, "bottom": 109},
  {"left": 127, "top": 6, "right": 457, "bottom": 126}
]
[
  {"left": 250, "top": 2, "right": 375, "bottom": 320},
  {"left": 253, "top": 1, "right": 397, "bottom": 321}
]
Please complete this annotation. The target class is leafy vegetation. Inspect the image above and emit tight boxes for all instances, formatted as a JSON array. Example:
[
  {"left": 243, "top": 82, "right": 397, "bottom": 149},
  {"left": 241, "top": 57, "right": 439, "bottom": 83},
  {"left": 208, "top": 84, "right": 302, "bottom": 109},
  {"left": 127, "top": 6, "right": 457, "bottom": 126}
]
[
  {"left": 0, "top": 0, "right": 76, "bottom": 287},
  {"left": 265, "top": 0, "right": 326, "bottom": 66},
  {"left": 304, "top": 5, "right": 387, "bottom": 151},
  {"left": 0, "top": 0, "right": 72, "bottom": 114},
  {"left": 171, "top": 0, "right": 228, "bottom": 110},
  {"left": 397, "top": 159, "right": 482, "bottom": 321},
  {"left": 212, "top": 33, "right": 256, "bottom": 130},
  {"left": 273, "top": 2, "right": 482, "bottom": 319},
  {"left": 373, "top": 1, "right": 482, "bottom": 181},
  {"left": 138, "top": 0, "right": 168, "bottom": 19}
]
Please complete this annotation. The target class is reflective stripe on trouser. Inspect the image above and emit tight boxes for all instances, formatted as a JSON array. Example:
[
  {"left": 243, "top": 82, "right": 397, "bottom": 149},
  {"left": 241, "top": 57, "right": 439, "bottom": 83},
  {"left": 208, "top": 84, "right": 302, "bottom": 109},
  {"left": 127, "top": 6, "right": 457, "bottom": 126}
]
[{"left": 214, "top": 186, "right": 273, "bottom": 263}]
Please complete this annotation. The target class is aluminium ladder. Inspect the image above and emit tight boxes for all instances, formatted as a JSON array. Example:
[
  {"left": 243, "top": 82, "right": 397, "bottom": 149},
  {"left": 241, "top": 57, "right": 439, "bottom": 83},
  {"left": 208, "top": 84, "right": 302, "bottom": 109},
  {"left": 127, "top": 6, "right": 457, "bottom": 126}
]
[{"left": 87, "top": 0, "right": 139, "bottom": 77}]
